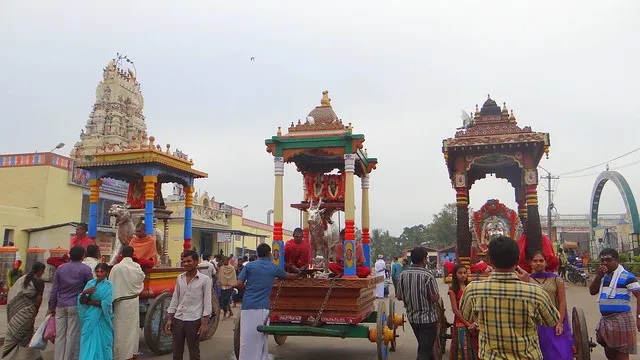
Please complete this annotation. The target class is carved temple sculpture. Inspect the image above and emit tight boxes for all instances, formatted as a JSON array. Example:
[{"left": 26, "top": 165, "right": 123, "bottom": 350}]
[
  {"left": 443, "top": 95, "right": 558, "bottom": 273},
  {"left": 71, "top": 57, "right": 148, "bottom": 160},
  {"left": 470, "top": 199, "right": 523, "bottom": 252}
]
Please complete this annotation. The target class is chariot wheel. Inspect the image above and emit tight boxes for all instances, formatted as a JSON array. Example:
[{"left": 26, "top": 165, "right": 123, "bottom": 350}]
[
  {"left": 376, "top": 302, "right": 389, "bottom": 360},
  {"left": 572, "top": 307, "right": 591, "bottom": 360},
  {"left": 274, "top": 335, "right": 288, "bottom": 345},
  {"left": 202, "top": 289, "right": 221, "bottom": 340},
  {"left": 143, "top": 292, "right": 174, "bottom": 355},
  {"left": 388, "top": 297, "right": 397, "bottom": 352},
  {"left": 233, "top": 311, "right": 241, "bottom": 359},
  {"left": 433, "top": 298, "right": 447, "bottom": 359}
]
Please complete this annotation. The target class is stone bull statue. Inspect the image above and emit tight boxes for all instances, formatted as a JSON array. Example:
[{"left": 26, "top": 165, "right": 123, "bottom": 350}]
[
  {"left": 307, "top": 199, "right": 339, "bottom": 274},
  {"left": 107, "top": 204, "right": 163, "bottom": 265}
]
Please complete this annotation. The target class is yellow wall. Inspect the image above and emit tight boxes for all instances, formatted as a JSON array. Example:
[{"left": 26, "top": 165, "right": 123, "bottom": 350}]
[
  {"left": 0, "top": 165, "right": 83, "bottom": 259},
  {"left": 0, "top": 205, "right": 42, "bottom": 261}
]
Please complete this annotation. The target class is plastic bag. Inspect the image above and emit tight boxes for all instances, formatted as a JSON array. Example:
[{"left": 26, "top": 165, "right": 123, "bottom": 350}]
[
  {"left": 43, "top": 314, "right": 56, "bottom": 343},
  {"left": 29, "top": 314, "right": 51, "bottom": 350}
]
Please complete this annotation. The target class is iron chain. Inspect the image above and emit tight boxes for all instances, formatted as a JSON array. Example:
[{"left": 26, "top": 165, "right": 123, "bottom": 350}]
[
  {"left": 264, "top": 279, "right": 284, "bottom": 326},
  {"left": 309, "top": 277, "right": 336, "bottom": 327}
]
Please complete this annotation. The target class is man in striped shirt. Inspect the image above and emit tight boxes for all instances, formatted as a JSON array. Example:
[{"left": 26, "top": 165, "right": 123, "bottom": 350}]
[
  {"left": 396, "top": 246, "right": 440, "bottom": 360},
  {"left": 461, "top": 236, "right": 559, "bottom": 359},
  {"left": 589, "top": 248, "right": 640, "bottom": 359}
]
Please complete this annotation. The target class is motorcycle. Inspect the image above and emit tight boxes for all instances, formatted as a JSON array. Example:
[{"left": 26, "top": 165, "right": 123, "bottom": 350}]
[{"left": 566, "top": 264, "right": 588, "bottom": 286}]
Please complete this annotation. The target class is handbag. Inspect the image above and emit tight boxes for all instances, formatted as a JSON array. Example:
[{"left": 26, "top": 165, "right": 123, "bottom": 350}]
[
  {"left": 29, "top": 314, "right": 51, "bottom": 350},
  {"left": 43, "top": 315, "right": 56, "bottom": 343}
]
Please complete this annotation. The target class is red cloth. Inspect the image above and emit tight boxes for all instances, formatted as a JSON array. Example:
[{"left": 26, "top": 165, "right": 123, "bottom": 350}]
[
  {"left": 47, "top": 254, "right": 69, "bottom": 268},
  {"left": 517, "top": 233, "right": 559, "bottom": 273},
  {"left": 69, "top": 235, "right": 95, "bottom": 251},
  {"left": 443, "top": 261, "right": 455, "bottom": 275},
  {"left": 328, "top": 262, "right": 371, "bottom": 278},
  {"left": 284, "top": 239, "right": 312, "bottom": 269},
  {"left": 470, "top": 261, "right": 488, "bottom": 273}
]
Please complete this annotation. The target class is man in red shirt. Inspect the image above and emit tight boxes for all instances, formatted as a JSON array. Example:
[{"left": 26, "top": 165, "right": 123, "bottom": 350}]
[
  {"left": 329, "top": 230, "right": 371, "bottom": 278},
  {"left": 69, "top": 223, "right": 95, "bottom": 251},
  {"left": 284, "top": 228, "right": 311, "bottom": 273}
]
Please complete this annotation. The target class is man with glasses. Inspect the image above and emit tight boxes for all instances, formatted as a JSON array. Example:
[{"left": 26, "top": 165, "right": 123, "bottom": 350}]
[{"left": 589, "top": 248, "right": 640, "bottom": 359}]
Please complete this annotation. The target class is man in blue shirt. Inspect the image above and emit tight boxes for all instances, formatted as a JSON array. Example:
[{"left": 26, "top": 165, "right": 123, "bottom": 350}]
[
  {"left": 391, "top": 257, "right": 402, "bottom": 293},
  {"left": 236, "top": 243, "right": 300, "bottom": 360},
  {"left": 589, "top": 248, "right": 640, "bottom": 359}
]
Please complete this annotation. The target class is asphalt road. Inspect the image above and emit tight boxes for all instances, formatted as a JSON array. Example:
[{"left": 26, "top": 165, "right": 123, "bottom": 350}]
[{"left": 30, "top": 280, "right": 633, "bottom": 360}]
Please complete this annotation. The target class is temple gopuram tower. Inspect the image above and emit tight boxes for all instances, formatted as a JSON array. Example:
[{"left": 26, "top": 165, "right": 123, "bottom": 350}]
[{"left": 71, "top": 56, "right": 147, "bottom": 160}]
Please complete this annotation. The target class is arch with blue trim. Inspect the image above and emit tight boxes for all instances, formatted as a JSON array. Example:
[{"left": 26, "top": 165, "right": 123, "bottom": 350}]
[{"left": 590, "top": 171, "right": 640, "bottom": 249}]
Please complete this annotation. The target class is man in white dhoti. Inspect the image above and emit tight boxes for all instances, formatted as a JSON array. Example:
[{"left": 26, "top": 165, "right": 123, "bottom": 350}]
[
  {"left": 82, "top": 244, "right": 100, "bottom": 278},
  {"left": 109, "top": 246, "right": 146, "bottom": 360},
  {"left": 375, "top": 255, "right": 386, "bottom": 298},
  {"left": 236, "top": 243, "right": 300, "bottom": 360}
]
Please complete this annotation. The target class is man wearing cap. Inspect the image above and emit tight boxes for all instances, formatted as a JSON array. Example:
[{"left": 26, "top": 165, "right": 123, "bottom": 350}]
[{"left": 374, "top": 254, "right": 386, "bottom": 298}]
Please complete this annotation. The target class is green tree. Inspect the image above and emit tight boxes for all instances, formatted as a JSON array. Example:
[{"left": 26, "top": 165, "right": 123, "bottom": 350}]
[
  {"left": 370, "top": 229, "right": 401, "bottom": 257},
  {"left": 425, "top": 203, "right": 457, "bottom": 249}
]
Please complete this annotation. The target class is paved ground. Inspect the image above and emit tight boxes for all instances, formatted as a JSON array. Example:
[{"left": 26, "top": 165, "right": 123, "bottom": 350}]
[{"left": 2, "top": 280, "right": 634, "bottom": 360}]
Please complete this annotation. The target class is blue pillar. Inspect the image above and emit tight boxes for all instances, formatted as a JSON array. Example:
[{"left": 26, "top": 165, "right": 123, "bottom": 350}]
[
  {"left": 343, "top": 239, "right": 357, "bottom": 277},
  {"left": 272, "top": 239, "right": 284, "bottom": 269},
  {"left": 88, "top": 179, "right": 101, "bottom": 239},
  {"left": 143, "top": 176, "right": 158, "bottom": 236},
  {"left": 362, "top": 243, "right": 371, "bottom": 269}
]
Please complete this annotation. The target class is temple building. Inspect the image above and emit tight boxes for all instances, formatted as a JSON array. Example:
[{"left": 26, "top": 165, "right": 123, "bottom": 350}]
[
  {"left": 0, "top": 56, "right": 289, "bottom": 270},
  {"left": 70, "top": 58, "right": 147, "bottom": 160}
]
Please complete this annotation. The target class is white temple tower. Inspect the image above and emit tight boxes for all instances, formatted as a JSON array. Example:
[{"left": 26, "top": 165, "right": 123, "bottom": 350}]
[{"left": 71, "top": 57, "right": 147, "bottom": 160}]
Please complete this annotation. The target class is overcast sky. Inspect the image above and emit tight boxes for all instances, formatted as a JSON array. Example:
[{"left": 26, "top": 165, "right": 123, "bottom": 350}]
[{"left": 2, "top": 1, "right": 639, "bottom": 235}]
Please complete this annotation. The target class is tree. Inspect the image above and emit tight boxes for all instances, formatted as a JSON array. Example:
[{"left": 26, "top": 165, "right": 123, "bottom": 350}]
[
  {"left": 425, "top": 203, "right": 457, "bottom": 249},
  {"left": 370, "top": 228, "right": 401, "bottom": 257}
]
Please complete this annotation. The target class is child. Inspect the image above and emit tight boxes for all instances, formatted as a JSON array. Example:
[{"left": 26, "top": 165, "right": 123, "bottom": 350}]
[
  {"left": 236, "top": 243, "right": 300, "bottom": 360},
  {"left": 448, "top": 264, "right": 478, "bottom": 360}
]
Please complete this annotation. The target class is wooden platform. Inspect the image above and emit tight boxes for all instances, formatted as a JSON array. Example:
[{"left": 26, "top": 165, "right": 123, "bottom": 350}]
[
  {"left": 269, "top": 276, "right": 383, "bottom": 324},
  {"left": 140, "top": 267, "right": 183, "bottom": 298}
]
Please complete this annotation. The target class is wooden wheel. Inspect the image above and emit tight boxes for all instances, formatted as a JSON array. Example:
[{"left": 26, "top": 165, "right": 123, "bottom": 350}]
[
  {"left": 433, "top": 298, "right": 447, "bottom": 360},
  {"left": 388, "top": 297, "right": 397, "bottom": 352},
  {"left": 572, "top": 307, "right": 591, "bottom": 360},
  {"left": 143, "top": 292, "right": 174, "bottom": 355},
  {"left": 202, "top": 288, "right": 221, "bottom": 340},
  {"left": 233, "top": 311, "right": 241, "bottom": 359},
  {"left": 376, "top": 302, "right": 389, "bottom": 360},
  {"left": 274, "top": 335, "right": 288, "bottom": 345}
]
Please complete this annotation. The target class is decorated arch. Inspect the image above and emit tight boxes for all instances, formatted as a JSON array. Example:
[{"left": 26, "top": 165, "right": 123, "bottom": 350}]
[{"left": 590, "top": 171, "right": 640, "bottom": 236}]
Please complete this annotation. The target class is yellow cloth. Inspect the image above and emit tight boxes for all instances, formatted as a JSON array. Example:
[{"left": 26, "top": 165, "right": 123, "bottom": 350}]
[
  {"left": 129, "top": 235, "right": 158, "bottom": 266},
  {"left": 461, "top": 272, "right": 560, "bottom": 359}
]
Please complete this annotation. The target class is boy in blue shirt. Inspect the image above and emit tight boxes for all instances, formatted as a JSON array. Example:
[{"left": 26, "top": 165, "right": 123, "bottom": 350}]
[{"left": 237, "top": 243, "right": 300, "bottom": 360}]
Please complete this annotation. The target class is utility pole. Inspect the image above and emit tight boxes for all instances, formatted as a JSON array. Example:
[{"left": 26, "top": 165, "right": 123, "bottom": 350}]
[{"left": 541, "top": 171, "right": 560, "bottom": 240}]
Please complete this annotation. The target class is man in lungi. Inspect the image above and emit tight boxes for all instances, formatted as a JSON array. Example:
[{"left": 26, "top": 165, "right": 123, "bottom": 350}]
[
  {"left": 236, "top": 243, "right": 300, "bottom": 360},
  {"left": 589, "top": 248, "right": 640, "bottom": 359},
  {"left": 110, "top": 246, "right": 146, "bottom": 360}
]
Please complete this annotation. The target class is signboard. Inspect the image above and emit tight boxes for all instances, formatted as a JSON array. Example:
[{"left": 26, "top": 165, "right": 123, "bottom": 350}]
[
  {"left": 69, "top": 162, "right": 128, "bottom": 197},
  {"left": 217, "top": 232, "right": 231, "bottom": 243}
]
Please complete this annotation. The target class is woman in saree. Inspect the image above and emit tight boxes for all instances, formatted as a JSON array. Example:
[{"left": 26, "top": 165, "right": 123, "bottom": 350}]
[
  {"left": 529, "top": 252, "right": 574, "bottom": 359},
  {"left": 2, "top": 262, "right": 46, "bottom": 360},
  {"left": 448, "top": 264, "right": 478, "bottom": 360},
  {"left": 78, "top": 263, "right": 113, "bottom": 360}
]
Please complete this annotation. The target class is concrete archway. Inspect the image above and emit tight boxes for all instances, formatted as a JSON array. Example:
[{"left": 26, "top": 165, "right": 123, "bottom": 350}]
[{"left": 590, "top": 171, "right": 640, "bottom": 241}]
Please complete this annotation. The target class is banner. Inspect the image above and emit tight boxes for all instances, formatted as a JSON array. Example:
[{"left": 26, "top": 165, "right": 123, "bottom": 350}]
[{"left": 217, "top": 232, "right": 231, "bottom": 243}]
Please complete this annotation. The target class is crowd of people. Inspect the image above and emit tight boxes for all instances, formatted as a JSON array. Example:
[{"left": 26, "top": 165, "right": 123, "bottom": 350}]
[
  {"left": 3, "top": 220, "right": 639, "bottom": 360},
  {"left": 393, "top": 236, "right": 640, "bottom": 360}
]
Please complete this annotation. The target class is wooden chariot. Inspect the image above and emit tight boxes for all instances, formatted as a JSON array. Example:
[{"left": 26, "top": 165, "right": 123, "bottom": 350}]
[
  {"left": 438, "top": 96, "right": 596, "bottom": 359},
  {"left": 77, "top": 139, "right": 221, "bottom": 355}
]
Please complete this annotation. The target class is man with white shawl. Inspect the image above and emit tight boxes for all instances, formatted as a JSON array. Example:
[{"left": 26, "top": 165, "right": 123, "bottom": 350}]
[
  {"left": 82, "top": 244, "right": 100, "bottom": 278},
  {"left": 109, "top": 245, "right": 146, "bottom": 360},
  {"left": 375, "top": 255, "right": 386, "bottom": 298}
]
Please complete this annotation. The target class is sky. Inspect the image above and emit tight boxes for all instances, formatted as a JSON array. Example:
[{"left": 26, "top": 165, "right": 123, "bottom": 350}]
[{"left": 1, "top": 1, "right": 639, "bottom": 236}]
